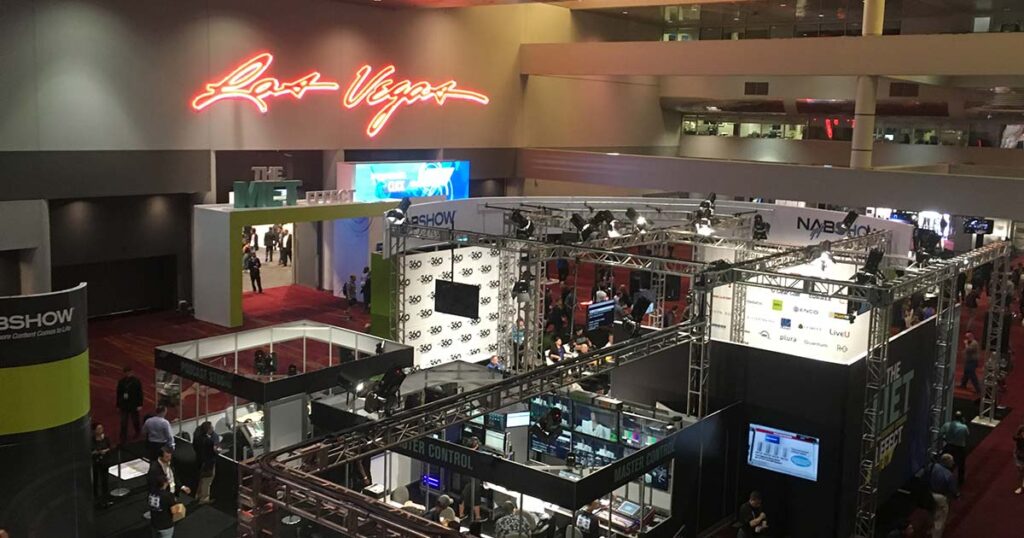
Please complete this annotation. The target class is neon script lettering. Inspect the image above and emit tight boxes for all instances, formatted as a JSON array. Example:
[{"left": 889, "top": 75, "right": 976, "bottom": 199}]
[
  {"left": 191, "top": 53, "right": 490, "bottom": 138},
  {"left": 342, "top": 65, "right": 489, "bottom": 138},
  {"left": 191, "top": 53, "right": 340, "bottom": 113}
]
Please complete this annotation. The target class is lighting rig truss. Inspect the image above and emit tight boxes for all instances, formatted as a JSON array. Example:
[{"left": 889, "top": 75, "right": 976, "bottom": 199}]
[{"left": 239, "top": 322, "right": 697, "bottom": 537}]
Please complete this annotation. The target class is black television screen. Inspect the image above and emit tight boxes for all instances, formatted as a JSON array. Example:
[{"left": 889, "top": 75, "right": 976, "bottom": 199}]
[
  {"left": 434, "top": 279, "right": 480, "bottom": 319},
  {"left": 963, "top": 218, "right": 994, "bottom": 235},
  {"left": 587, "top": 299, "right": 616, "bottom": 331}
]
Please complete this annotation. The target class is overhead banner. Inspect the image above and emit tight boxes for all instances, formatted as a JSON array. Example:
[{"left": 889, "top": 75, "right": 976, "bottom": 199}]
[{"left": 0, "top": 283, "right": 93, "bottom": 537}]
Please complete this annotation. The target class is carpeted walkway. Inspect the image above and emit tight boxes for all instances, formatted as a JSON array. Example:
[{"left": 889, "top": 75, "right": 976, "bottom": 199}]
[{"left": 88, "top": 285, "right": 369, "bottom": 443}]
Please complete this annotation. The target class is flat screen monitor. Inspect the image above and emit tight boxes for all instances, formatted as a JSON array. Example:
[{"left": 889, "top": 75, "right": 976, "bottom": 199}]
[
  {"left": 506, "top": 412, "right": 530, "bottom": 428},
  {"left": 616, "top": 500, "right": 641, "bottom": 518},
  {"left": 470, "top": 414, "right": 484, "bottom": 425},
  {"left": 352, "top": 160, "right": 470, "bottom": 202},
  {"left": 531, "top": 429, "right": 571, "bottom": 459},
  {"left": 435, "top": 279, "right": 480, "bottom": 319},
  {"left": 747, "top": 423, "right": 820, "bottom": 482},
  {"left": 963, "top": 218, "right": 995, "bottom": 235},
  {"left": 485, "top": 413, "right": 505, "bottom": 431},
  {"left": 586, "top": 300, "right": 616, "bottom": 331},
  {"left": 484, "top": 430, "right": 506, "bottom": 452}
]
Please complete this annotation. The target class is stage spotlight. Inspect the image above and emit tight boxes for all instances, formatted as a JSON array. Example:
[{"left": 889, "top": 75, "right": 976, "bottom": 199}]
[
  {"left": 692, "top": 193, "right": 717, "bottom": 236},
  {"left": 914, "top": 228, "right": 942, "bottom": 264},
  {"left": 847, "top": 250, "right": 884, "bottom": 322},
  {"left": 863, "top": 248, "right": 884, "bottom": 276},
  {"left": 510, "top": 210, "right": 535, "bottom": 239},
  {"left": 606, "top": 219, "right": 623, "bottom": 238},
  {"left": 623, "top": 292, "right": 654, "bottom": 337},
  {"left": 625, "top": 207, "right": 650, "bottom": 232},
  {"left": 569, "top": 213, "right": 593, "bottom": 241},
  {"left": 752, "top": 214, "right": 770, "bottom": 241},
  {"left": 836, "top": 211, "right": 859, "bottom": 235},
  {"left": 809, "top": 241, "right": 835, "bottom": 272},
  {"left": 385, "top": 197, "right": 412, "bottom": 225}
]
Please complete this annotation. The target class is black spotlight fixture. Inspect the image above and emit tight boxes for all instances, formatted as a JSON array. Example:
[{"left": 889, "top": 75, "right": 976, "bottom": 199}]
[
  {"left": 363, "top": 366, "right": 408, "bottom": 416},
  {"left": 385, "top": 197, "right": 412, "bottom": 225},
  {"left": 623, "top": 292, "right": 654, "bottom": 338},
  {"left": 570, "top": 213, "right": 594, "bottom": 241},
  {"left": 625, "top": 207, "right": 650, "bottom": 232},
  {"left": 847, "top": 248, "right": 885, "bottom": 322},
  {"left": 693, "top": 193, "right": 716, "bottom": 236},
  {"left": 836, "top": 210, "right": 859, "bottom": 235},
  {"left": 914, "top": 228, "right": 942, "bottom": 264},
  {"left": 510, "top": 209, "right": 535, "bottom": 239},
  {"left": 752, "top": 214, "right": 771, "bottom": 241}
]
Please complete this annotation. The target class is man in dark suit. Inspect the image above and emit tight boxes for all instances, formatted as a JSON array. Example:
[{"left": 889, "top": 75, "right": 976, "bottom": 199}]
[
  {"left": 279, "top": 229, "right": 293, "bottom": 267},
  {"left": 263, "top": 227, "right": 277, "bottom": 262},
  {"left": 116, "top": 366, "right": 143, "bottom": 444}
]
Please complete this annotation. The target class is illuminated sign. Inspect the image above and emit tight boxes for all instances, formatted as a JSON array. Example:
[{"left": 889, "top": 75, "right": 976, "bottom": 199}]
[
  {"left": 233, "top": 180, "right": 302, "bottom": 209},
  {"left": 191, "top": 53, "right": 490, "bottom": 138},
  {"left": 353, "top": 161, "right": 469, "bottom": 202}
]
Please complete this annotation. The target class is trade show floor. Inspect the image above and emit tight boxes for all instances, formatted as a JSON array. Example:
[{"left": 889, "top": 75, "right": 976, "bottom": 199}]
[
  {"left": 94, "top": 491, "right": 236, "bottom": 538},
  {"left": 88, "top": 285, "right": 368, "bottom": 445}
]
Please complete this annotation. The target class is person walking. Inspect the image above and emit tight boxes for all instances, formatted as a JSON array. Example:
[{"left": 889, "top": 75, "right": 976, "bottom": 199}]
[
  {"left": 1014, "top": 425, "right": 1024, "bottom": 494},
  {"left": 142, "top": 406, "right": 175, "bottom": 461},
  {"left": 343, "top": 275, "right": 358, "bottom": 307},
  {"left": 361, "top": 267, "right": 372, "bottom": 309},
  {"left": 194, "top": 421, "right": 220, "bottom": 505},
  {"left": 263, "top": 227, "right": 277, "bottom": 262},
  {"left": 148, "top": 475, "right": 182, "bottom": 538},
  {"left": 939, "top": 411, "right": 970, "bottom": 484},
  {"left": 928, "top": 453, "right": 958, "bottom": 538},
  {"left": 279, "top": 229, "right": 292, "bottom": 266},
  {"left": 92, "top": 423, "right": 113, "bottom": 508},
  {"left": 245, "top": 251, "right": 263, "bottom": 294},
  {"left": 960, "top": 331, "right": 982, "bottom": 394},
  {"left": 116, "top": 366, "right": 143, "bottom": 444}
]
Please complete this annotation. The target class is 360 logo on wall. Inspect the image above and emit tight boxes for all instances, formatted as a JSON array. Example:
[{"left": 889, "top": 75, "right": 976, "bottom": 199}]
[
  {"left": 408, "top": 330, "right": 422, "bottom": 340},
  {"left": 450, "top": 321, "right": 463, "bottom": 330},
  {"left": 470, "top": 251, "right": 483, "bottom": 260},
  {"left": 460, "top": 268, "right": 474, "bottom": 277},
  {"left": 429, "top": 325, "right": 443, "bottom": 335},
  {"left": 487, "top": 343, "right": 498, "bottom": 352},
  {"left": 488, "top": 280, "right": 500, "bottom": 289},
  {"left": 453, "top": 254, "right": 463, "bottom": 263},
  {"left": 480, "top": 264, "right": 493, "bottom": 274},
  {"left": 479, "top": 329, "right": 491, "bottom": 338},
  {"left": 430, "top": 257, "right": 444, "bottom": 266},
  {"left": 409, "top": 260, "right": 423, "bottom": 270},
  {"left": 440, "top": 339, "right": 453, "bottom": 348},
  {"left": 471, "top": 318, "right": 482, "bottom": 325},
  {"left": 408, "top": 295, "right": 422, "bottom": 304},
  {"left": 442, "top": 271, "right": 453, "bottom": 280},
  {"left": 488, "top": 313, "right": 499, "bottom": 321},
  {"left": 419, "top": 275, "right": 434, "bottom": 284},
  {"left": 480, "top": 297, "right": 492, "bottom": 305},
  {"left": 418, "top": 309, "right": 433, "bottom": 318},
  {"left": 460, "top": 334, "right": 472, "bottom": 342}
]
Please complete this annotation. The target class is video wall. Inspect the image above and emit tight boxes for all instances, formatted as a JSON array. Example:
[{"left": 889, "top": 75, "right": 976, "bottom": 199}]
[
  {"left": 352, "top": 161, "right": 470, "bottom": 202},
  {"left": 401, "top": 246, "right": 501, "bottom": 368}
]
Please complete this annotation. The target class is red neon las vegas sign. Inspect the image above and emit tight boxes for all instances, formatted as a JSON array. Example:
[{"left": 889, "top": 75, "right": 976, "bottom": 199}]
[{"left": 191, "top": 52, "right": 490, "bottom": 138}]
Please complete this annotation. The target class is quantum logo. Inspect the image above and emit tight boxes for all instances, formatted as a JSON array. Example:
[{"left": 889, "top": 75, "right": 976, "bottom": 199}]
[
  {"left": 429, "top": 325, "right": 443, "bottom": 335},
  {"left": 450, "top": 321, "right": 463, "bottom": 330},
  {"left": 470, "top": 251, "right": 483, "bottom": 260},
  {"left": 0, "top": 307, "right": 75, "bottom": 331},
  {"left": 430, "top": 257, "right": 444, "bottom": 266},
  {"left": 440, "top": 339, "right": 453, "bottom": 348},
  {"left": 409, "top": 260, "right": 423, "bottom": 270},
  {"left": 419, "top": 275, "right": 434, "bottom": 284},
  {"left": 460, "top": 334, "right": 472, "bottom": 342}
]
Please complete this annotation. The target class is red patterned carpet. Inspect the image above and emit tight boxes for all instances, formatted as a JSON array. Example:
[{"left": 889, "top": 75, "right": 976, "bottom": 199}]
[{"left": 87, "top": 285, "right": 369, "bottom": 442}]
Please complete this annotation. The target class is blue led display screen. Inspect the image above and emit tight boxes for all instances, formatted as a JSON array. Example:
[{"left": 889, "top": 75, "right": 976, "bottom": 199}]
[{"left": 353, "top": 161, "right": 470, "bottom": 202}]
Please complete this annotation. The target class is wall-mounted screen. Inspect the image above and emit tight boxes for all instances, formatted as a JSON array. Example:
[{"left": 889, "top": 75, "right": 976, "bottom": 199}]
[
  {"left": 485, "top": 430, "right": 506, "bottom": 452},
  {"left": 587, "top": 300, "right": 617, "bottom": 331},
  {"left": 435, "top": 280, "right": 480, "bottom": 319},
  {"left": 353, "top": 161, "right": 469, "bottom": 202},
  {"left": 506, "top": 412, "right": 530, "bottom": 428},
  {"left": 747, "top": 424, "right": 820, "bottom": 482},
  {"left": 963, "top": 218, "right": 995, "bottom": 235}
]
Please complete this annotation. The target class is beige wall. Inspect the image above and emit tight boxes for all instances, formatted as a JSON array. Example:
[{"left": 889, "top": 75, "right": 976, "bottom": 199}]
[
  {"left": 521, "top": 177, "right": 658, "bottom": 197},
  {"left": 0, "top": 0, "right": 675, "bottom": 152}
]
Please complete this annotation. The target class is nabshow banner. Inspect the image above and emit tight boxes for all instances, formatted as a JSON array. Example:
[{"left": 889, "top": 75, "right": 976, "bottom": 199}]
[{"left": 0, "top": 283, "right": 93, "bottom": 537}]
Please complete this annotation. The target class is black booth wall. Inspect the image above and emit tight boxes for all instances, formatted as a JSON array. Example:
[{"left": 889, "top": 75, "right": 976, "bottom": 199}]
[{"left": 609, "top": 341, "right": 690, "bottom": 408}]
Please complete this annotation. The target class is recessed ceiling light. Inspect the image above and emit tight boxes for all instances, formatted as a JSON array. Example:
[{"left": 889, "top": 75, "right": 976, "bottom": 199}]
[{"left": 818, "top": 13, "right": 825, "bottom": 17}]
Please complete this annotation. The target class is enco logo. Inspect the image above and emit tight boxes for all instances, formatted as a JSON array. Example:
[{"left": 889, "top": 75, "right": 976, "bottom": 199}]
[
  {"left": 419, "top": 275, "right": 434, "bottom": 284},
  {"left": 830, "top": 328, "right": 851, "bottom": 338},
  {"left": 460, "top": 268, "right": 474, "bottom": 277},
  {"left": 429, "top": 325, "right": 443, "bottom": 335},
  {"left": 408, "top": 330, "right": 422, "bottom": 340},
  {"left": 430, "top": 257, "right": 444, "bottom": 266},
  {"left": 479, "top": 329, "right": 491, "bottom": 338},
  {"left": 480, "top": 297, "right": 492, "bottom": 305},
  {"left": 470, "top": 251, "right": 483, "bottom": 260},
  {"left": 440, "top": 339, "right": 453, "bottom": 348},
  {"left": 480, "top": 264, "right": 493, "bottom": 274},
  {"left": 460, "top": 334, "right": 472, "bottom": 342},
  {"left": 409, "top": 295, "right": 422, "bottom": 304},
  {"left": 409, "top": 260, "right": 423, "bottom": 270},
  {"left": 418, "top": 309, "right": 433, "bottom": 318},
  {"left": 0, "top": 308, "right": 75, "bottom": 331},
  {"left": 419, "top": 344, "right": 433, "bottom": 353},
  {"left": 450, "top": 321, "right": 463, "bottom": 330},
  {"left": 797, "top": 217, "right": 875, "bottom": 239},
  {"left": 793, "top": 306, "right": 819, "bottom": 315}
]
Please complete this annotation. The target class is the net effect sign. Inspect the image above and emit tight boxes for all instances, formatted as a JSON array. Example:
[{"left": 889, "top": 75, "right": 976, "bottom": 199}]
[{"left": 191, "top": 52, "right": 490, "bottom": 138}]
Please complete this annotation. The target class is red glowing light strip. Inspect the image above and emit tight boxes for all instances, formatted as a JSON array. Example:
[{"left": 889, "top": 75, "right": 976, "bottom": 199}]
[
  {"left": 191, "top": 53, "right": 341, "bottom": 113},
  {"left": 342, "top": 65, "right": 490, "bottom": 138}
]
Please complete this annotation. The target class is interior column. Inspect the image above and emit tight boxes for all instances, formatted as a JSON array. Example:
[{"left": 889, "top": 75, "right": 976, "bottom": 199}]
[{"left": 850, "top": 0, "right": 886, "bottom": 170}]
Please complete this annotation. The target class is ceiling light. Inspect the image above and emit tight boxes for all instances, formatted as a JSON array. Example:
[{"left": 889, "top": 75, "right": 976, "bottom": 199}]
[
  {"left": 510, "top": 209, "right": 535, "bottom": 239},
  {"left": 622, "top": 10, "right": 628, "bottom": 14},
  {"left": 836, "top": 210, "right": 859, "bottom": 234},
  {"left": 625, "top": 207, "right": 649, "bottom": 231},
  {"left": 385, "top": 197, "right": 412, "bottom": 225}
]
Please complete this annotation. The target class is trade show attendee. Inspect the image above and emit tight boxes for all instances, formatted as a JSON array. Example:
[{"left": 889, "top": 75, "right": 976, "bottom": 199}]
[
  {"left": 148, "top": 446, "right": 191, "bottom": 497},
  {"left": 960, "top": 331, "right": 982, "bottom": 394},
  {"left": 425, "top": 494, "right": 455, "bottom": 523},
  {"left": 595, "top": 287, "right": 609, "bottom": 302},
  {"left": 737, "top": 491, "right": 768, "bottom": 538},
  {"left": 287, "top": 364, "right": 299, "bottom": 376},
  {"left": 548, "top": 337, "right": 566, "bottom": 364},
  {"left": 885, "top": 519, "right": 914, "bottom": 538},
  {"left": 362, "top": 271, "right": 372, "bottom": 309},
  {"left": 148, "top": 475, "right": 182, "bottom": 538},
  {"left": 928, "top": 453, "right": 958, "bottom": 537},
  {"left": 143, "top": 406, "right": 175, "bottom": 461},
  {"left": 495, "top": 500, "right": 531, "bottom": 537},
  {"left": 344, "top": 274, "right": 359, "bottom": 307},
  {"left": 556, "top": 258, "right": 569, "bottom": 282},
  {"left": 116, "top": 365, "right": 143, "bottom": 444},
  {"left": 548, "top": 298, "right": 567, "bottom": 337},
  {"left": 1013, "top": 425, "right": 1024, "bottom": 494},
  {"left": 194, "top": 421, "right": 220, "bottom": 505},
  {"left": 91, "top": 423, "right": 113, "bottom": 508},
  {"left": 245, "top": 250, "right": 263, "bottom": 293},
  {"left": 279, "top": 229, "right": 292, "bottom": 266},
  {"left": 939, "top": 412, "right": 970, "bottom": 484},
  {"left": 664, "top": 305, "right": 679, "bottom": 327},
  {"left": 572, "top": 327, "right": 592, "bottom": 354},
  {"left": 574, "top": 500, "right": 601, "bottom": 538},
  {"left": 263, "top": 227, "right": 277, "bottom": 262},
  {"left": 486, "top": 355, "right": 505, "bottom": 373},
  {"left": 512, "top": 318, "right": 525, "bottom": 365}
]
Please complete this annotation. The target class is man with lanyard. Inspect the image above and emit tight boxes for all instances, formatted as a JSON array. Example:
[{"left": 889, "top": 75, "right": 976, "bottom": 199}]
[
  {"left": 929, "top": 453, "right": 959, "bottom": 537},
  {"left": 737, "top": 491, "right": 768, "bottom": 537},
  {"left": 147, "top": 446, "right": 191, "bottom": 498},
  {"left": 939, "top": 411, "right": 970, "bottom": 484}
]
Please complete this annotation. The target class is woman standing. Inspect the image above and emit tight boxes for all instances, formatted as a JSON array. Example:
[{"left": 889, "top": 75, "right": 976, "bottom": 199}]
[
  {"left": 1014, "top": 425, "right": 1024, "bottom": 494},
  {"left": 92, "top": 423, "right": 113, "bottom": 507}
]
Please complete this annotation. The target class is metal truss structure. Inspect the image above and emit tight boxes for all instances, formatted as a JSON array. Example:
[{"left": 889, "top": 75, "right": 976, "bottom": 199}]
[{"left": 239, "top": 322, "right": 697, "bottom": 537}]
